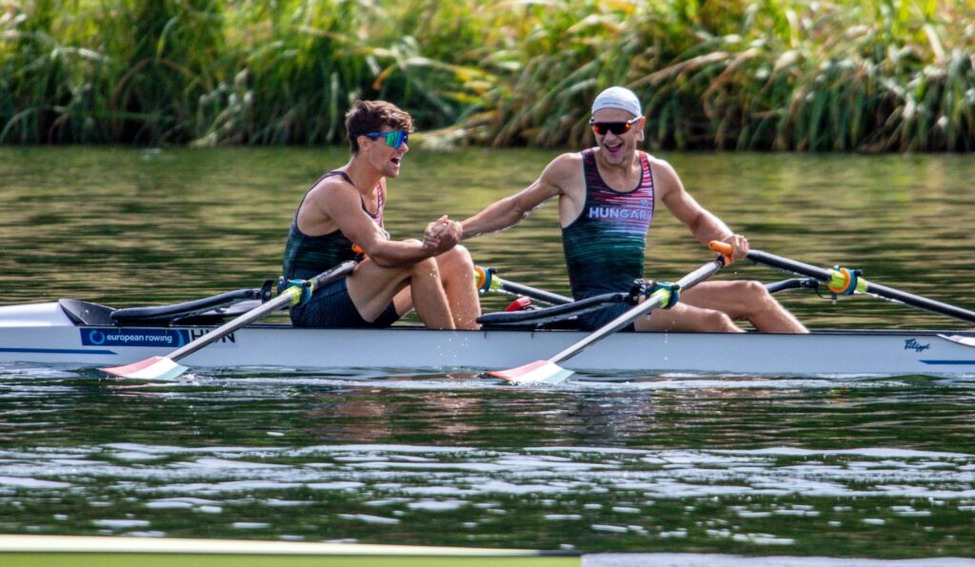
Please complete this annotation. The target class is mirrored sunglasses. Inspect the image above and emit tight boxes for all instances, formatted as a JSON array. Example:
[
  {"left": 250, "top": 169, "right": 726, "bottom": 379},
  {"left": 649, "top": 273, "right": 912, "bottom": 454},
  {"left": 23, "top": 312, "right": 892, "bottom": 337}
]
[
  {"left": 364, "top": 129, "right": 409, "bottom": 149},
  {"left": 590, "top": 116, "right": 641, "bottom": 136}
]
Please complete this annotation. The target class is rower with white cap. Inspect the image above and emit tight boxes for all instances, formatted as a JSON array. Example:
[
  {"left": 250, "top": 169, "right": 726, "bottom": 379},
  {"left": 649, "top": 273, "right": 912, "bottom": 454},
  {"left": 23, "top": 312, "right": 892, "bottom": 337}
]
[{"left": 459, "top": 86, "right": 807, "bottom": 333}]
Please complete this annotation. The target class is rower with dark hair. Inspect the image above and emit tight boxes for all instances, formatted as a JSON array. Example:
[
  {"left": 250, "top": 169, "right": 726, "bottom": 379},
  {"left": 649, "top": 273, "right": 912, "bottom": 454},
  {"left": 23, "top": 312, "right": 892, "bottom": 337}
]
[{"left": 283, "top": 100, "right": 480, "bottom": 330}]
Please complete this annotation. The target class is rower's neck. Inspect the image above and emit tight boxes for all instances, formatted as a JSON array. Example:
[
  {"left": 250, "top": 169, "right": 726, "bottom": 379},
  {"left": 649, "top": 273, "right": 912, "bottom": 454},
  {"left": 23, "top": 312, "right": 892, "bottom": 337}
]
[
  {"left": 343, "top": 157, "right": 383, "bottom": 196},
  {"left": 594, "top": 150, "right": 642, "bottom": 189}
]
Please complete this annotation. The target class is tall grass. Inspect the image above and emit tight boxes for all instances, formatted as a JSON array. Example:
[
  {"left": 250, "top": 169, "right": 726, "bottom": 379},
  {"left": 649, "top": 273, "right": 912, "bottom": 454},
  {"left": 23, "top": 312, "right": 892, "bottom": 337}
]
[{"left": 1, "top": 0, "right": 973, "bottom": 151}]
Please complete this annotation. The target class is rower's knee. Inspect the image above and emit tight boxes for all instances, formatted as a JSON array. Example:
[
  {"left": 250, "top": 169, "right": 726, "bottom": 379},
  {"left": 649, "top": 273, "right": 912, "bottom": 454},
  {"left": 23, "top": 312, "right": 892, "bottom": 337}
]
[
  {"left": 437, "top": 245, "right": 474, "bottom": 271},
  {"left": 436, "top": 245, "right": 476, "bottom": 286},
  {"left": 702, "top": 309, "right": 740, "bottom": 332},
  {"left": 743, "top": 280, "right": 785, "bottom": 311},
  {"left": 736, "top": 280, "right": 769, "bottom": 297},
  {"left": 741, "top": 279, "right": 807, "bottom": 333},
  {"left": 726, "top": 280, "right": 775, "bottom": 311}
]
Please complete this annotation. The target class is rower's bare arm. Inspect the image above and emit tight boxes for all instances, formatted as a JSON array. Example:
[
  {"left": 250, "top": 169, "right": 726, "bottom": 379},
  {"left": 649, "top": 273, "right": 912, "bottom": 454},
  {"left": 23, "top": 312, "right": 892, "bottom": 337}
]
[
  {"left": 460, "top": 154, "right": 575, "bottom": 239},
  {"left": 654, "top": 158, "right": 745, "bottom": 257},
  {"left": 319, "top": 185, "right": 449, "bottom": 268}
]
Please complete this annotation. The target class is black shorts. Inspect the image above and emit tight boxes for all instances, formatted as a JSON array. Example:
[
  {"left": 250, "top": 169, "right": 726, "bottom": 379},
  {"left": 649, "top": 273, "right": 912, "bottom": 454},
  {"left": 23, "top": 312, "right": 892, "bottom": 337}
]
[
  {"left": 577, "top": 303, "right": 637, "bottom": 332},
  {"left": 290, "top": 279, "right": 400, "bottom": 328}
]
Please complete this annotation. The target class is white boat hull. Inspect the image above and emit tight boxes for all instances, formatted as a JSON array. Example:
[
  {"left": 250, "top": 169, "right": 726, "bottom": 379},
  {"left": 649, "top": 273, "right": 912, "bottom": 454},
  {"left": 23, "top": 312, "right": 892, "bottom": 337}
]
[{"left": 1, "top": 302, "right": 974, "bottom": 376}]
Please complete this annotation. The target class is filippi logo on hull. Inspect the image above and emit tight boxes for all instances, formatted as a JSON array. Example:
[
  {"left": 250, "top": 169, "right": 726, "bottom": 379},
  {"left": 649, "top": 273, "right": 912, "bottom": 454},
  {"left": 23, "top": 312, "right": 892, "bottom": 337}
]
[{"left": 81, "top": 328, "right": 190, "bottom": 348}]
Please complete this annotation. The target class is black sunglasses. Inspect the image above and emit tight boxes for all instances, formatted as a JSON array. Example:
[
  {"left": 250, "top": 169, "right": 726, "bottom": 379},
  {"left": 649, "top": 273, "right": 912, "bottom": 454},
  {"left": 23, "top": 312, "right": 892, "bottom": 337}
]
[{"left": 590, "top": 116, "right": 641, "bottom": 136}]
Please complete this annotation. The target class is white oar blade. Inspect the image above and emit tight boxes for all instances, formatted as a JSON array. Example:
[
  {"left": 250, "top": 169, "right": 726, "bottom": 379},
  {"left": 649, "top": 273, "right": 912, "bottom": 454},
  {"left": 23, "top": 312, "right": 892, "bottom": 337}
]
[
  {"left": 100, "top": 356, "right": 188, "bottom": 381},
  {"left": 488, "top": 360, "right": 575, "bottom": 384}
]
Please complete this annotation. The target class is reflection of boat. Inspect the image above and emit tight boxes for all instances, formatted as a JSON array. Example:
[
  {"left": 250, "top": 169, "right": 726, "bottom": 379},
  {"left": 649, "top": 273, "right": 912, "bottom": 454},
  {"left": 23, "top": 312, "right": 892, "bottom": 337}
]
[
  {"left": 1, "top": 297, "right": 974, "bottom": 377},
  {"left": 0, "top": 535, "right": 578, "bottom": 566}
]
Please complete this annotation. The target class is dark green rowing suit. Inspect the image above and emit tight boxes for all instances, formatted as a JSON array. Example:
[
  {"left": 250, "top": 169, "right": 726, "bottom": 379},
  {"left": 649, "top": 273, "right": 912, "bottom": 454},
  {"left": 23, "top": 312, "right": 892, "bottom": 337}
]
[
  {"left": 561, "top": 148, "right": 656, "bottom": 330},
  {"left": 282, "top": 170, "right": 399, "bottom": 328}
]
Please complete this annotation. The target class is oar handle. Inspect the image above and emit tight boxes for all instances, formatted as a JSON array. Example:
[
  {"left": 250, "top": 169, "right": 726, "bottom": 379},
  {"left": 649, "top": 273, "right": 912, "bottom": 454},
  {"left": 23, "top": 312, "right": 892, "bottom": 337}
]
[{"left": 708, "top": 240, "right": 734, "bottom": 265}]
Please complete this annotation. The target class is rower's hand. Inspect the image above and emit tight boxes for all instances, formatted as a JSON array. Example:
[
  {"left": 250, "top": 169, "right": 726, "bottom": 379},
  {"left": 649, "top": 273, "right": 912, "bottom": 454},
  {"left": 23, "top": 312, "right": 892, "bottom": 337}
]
[
  {"left": 423, "top": 215, "right": 461, "bottom": 253},
  {"left": 721, "top": 233, "right": 750, "bottom": 261},
  {"left": 423, "top": 215, "right": 448, "bottom": 246}
]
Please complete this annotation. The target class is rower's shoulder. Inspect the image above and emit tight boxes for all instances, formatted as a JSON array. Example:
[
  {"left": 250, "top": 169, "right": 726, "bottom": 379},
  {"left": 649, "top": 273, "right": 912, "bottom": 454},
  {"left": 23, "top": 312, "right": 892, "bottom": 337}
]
[
  {"left": 298, "top": 173, "right": 362, "bottom": 221},
  {"left": 311, "top": 169, "right": 351, "bottom": 188},
  {"left": 535, "top": 152, "right": 583, "bottom": 187},
  {"left": 640, "top": 152, "right": 680, "bottom": 181},
  {"left": 308, "top": 170, "right": 355, "bottom": 199},
  {"left": 550, "top": 150, "right": 584, "bottom": 165},
  {"left": 543, "top": 151, "right": 585, "bottom": 176},
  {"left": 640, "top": 151, "right": 672, "bottom": 168}
]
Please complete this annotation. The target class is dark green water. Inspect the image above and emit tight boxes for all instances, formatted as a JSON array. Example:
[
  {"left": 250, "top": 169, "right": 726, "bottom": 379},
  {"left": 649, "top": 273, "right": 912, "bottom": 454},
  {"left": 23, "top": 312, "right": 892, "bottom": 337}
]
[{"left": 1, "top": 148, "right": 974, "bottom": 562}]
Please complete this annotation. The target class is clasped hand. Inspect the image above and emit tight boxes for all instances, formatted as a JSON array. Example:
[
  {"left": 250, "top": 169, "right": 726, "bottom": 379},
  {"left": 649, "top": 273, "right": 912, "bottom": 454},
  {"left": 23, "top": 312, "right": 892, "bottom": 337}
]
[{"left": 422, "top": 215, "right": 462, "bottom": 254}]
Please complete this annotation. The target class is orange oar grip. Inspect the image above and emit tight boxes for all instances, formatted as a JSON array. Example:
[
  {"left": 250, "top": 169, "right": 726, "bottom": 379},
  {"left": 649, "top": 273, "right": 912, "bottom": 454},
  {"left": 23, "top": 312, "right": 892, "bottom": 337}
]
[{"left": 708, "top": 240, "right": 734, "bottom": 265}]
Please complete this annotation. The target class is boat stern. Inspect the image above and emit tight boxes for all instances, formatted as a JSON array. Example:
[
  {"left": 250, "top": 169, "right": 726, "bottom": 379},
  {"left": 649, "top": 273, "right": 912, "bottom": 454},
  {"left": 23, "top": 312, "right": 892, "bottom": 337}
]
[{"left": 0, "top": 301, "right": 77, "bottom": 327}]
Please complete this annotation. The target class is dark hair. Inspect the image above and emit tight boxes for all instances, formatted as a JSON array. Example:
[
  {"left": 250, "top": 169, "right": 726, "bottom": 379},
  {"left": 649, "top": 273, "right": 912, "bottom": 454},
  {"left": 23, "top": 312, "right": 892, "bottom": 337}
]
[{"left": 345, "top": 100, "right": 413, "bottom": 154}]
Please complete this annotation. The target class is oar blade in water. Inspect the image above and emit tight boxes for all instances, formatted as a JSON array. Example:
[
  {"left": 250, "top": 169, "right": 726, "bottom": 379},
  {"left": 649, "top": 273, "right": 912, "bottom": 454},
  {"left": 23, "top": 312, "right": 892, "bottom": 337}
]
[
  {"left": 101, "top": 356, "right": 188, "bottom": 381},
  {"left": 487, "top": 360, "right": 575, "bottom": 384}
]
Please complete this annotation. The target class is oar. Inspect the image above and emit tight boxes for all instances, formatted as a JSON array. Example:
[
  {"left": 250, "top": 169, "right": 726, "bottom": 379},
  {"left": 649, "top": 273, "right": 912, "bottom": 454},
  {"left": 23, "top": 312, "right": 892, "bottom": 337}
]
[
  {"left": 475, "top": 266, "right": 572, "bottom": 305},
  {"left": 747, "top": 250, "right": 975, "bottom": 324},
  {"left": 101, "top": 260, "right": 358, "bottom": 380},
  {"left": 489, "top": 242, "right": 733, "bottom": 384}
]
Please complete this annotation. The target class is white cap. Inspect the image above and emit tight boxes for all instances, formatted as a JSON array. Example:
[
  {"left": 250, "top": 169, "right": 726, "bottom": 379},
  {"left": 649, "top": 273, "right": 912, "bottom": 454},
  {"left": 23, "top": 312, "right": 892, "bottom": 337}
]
[{"left": 591, "top": 86, "right": 642, "bottom": 118}]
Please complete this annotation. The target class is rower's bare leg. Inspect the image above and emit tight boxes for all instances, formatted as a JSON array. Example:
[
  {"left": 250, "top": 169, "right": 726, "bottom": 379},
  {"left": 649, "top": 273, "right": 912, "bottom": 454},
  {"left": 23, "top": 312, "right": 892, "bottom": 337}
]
[
  {"left": 680, "top": 281, "right": 808, "bottom": 333},
  {"left": 407, "top": 257, "right": 456, "bottom": 329},
  {"left": 635, "top": 302, "right": 743, "bottom": 332},
  {"left": 347, "top": 255, "right": 455, "bottom": 329},
  {"left": 435, "top": 245, "right": 481, "bottom": 329}
]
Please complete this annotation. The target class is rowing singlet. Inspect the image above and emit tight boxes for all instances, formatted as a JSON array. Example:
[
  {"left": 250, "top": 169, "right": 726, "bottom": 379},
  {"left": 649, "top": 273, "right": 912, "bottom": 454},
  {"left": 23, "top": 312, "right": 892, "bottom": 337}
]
[
  {"left": 561, "top": 149, "right": 655, "bottom": 299},
  {"left": 282, "top": 171, "right": 385, "bottom": 281}
]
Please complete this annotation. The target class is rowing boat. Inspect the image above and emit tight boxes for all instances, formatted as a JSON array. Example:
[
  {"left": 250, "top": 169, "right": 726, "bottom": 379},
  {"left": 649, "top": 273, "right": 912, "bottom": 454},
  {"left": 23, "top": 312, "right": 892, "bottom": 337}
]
[
  {"left": 1, "top": 297, "right": 973, "bottom": 377},
  {"left": 4, "top": 246, "right": 975, "bottom": 379},
  {"left": 0, "top": 535, "right": 578, "bottom": 566}
]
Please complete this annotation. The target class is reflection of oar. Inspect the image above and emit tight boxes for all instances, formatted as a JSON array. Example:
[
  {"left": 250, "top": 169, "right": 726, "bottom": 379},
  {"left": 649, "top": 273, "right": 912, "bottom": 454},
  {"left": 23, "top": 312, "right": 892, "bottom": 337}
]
[
  {"left": 747, "top": 250, "right": 975, "bottom": 324},
  {"left": 475, "top": 266, "right": 572, "bottom": 306},
  {"left": 489, "top": 242, "right": 733, "bottom": 384},
  {"left": 102, "top": 261, "right": 358, "bottom": 380}
]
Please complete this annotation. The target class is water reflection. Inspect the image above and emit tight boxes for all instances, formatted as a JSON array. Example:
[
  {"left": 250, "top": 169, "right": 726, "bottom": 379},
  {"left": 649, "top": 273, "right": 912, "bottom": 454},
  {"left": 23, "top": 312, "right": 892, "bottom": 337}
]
[
  {"left": 2, "top": 438, "right": 973, "bottom": 555},
  {"left": 0, "top": 366, "right": 973, "bottom": 556}
]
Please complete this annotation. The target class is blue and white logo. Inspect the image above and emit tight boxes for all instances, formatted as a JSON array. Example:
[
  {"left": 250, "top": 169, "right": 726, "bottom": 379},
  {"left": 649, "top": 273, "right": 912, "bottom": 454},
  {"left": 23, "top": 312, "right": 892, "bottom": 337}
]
[{"left": 81, "top": 328, "right": 190, "bottom": 348}]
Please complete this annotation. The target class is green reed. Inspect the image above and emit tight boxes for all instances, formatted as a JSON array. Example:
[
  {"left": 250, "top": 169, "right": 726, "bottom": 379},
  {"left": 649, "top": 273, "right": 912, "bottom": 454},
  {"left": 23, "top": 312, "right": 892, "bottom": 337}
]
[{"left": 1, "top": 0, "right": 972, "bottom": 151}]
